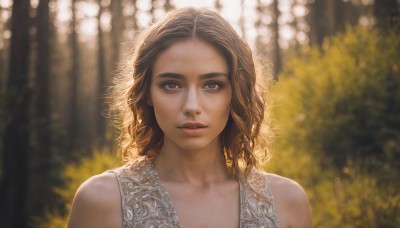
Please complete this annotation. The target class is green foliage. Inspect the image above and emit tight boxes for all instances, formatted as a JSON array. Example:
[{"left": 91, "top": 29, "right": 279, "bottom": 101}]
[
  {"left": 267, "top": 27, "right": 400, "bottom": 227},
  {"left": 273, "top": 26, "right": 400, "bottom": 173},
  {"left": 33, "top": 149, "right": 122, "bottom": 228}
]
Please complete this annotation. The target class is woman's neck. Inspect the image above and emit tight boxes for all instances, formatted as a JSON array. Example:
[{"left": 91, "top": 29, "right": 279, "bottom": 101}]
[{"left": 153, "top": 139, "right": 232, "bottom": 187}]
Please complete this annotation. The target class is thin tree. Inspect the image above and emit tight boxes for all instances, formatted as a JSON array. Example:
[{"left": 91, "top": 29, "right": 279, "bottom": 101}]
[
  {"left": 0, "top": 0, "right": 31, "bottom": 227},
  {"left": 0, "top": 4, "right": 11, "bottom": 95},
  {"left": 0, "top": 4, "right": 4, "bottom": 92},
  {"left": 165, "top": 0, "right": 173, "bottom": 12},
  {"left": 215, "top": 0, "right": 222, "bottom": 12},
  {"left": 255, "top": 0, "right": 267, "bottom": 53},
  {"left": 151, "top": 0, "right": 157, "bottom": 23},
  {"left": 110, "top": 0, "right": 123, "bottom": 70},
  {"left": 96, "top": 0, "right": 107, "bottom": 143},
  {"left": 32, "top": 0, "right": 53, "bottom": 216},
  {"left": 307, "top": 0, "right": 349, "bottom": 48},
  {"left": 374, "top": 0, "right": 399, "bottom": 31},
  {"left": 271, "top": 0, "right": 281, "bottom": 79},
  {"left": 132, "top": 0, "right": 139, "bottom": 31},
  {"left": 69, "top": 0, "right": 80, "bottom": 152},
  {"left": 289, "top": 1, "right": 301, "bottom": 54},
  {"left": 239, "top": 0, "right": 246, "bottom": 40}
]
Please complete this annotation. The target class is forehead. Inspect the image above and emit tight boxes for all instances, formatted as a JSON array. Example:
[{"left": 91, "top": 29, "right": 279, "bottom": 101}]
[{"left": 152, "top": 38, "right": 228, "bottom": 77}]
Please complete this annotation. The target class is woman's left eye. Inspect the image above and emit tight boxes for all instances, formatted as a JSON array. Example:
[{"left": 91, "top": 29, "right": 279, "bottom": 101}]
[{"left": 204, "top": 82, "right": 222, "bottom": 90}]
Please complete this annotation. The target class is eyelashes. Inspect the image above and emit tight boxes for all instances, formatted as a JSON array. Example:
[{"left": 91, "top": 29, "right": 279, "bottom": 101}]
[
  {"left": 161, "top": 81, "right": 181, "bottom": 90},
  {"left": 203, "top": 81, "right": 224, "bottom": 90}
]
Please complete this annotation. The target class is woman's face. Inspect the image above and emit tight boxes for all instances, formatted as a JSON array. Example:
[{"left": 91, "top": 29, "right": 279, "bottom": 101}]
[{"left": 150, "top": 38, "right": 232, "bottom": 152}]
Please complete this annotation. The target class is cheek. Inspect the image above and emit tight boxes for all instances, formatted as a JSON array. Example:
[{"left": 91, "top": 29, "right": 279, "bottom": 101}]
[
  {"left": 150, "top": 90, "right": 180, "bottom": 131},
  {"left": 152, "top": 103, "right": 171, "bottom": 134},
  {"left": 150, "top": 85, "right": 167, "bottom": 109},
  {"left": 150, "top": 87, "right": 166, "bottom": 126},
  {"left": 207, "top": 90, "right": 232, "bottom": 118},
  {"left": 220, "top": 97, "right": 231, "bottom": 115},
  {"left": 222, "top": 88, "right": 232, "bottom": 112}
]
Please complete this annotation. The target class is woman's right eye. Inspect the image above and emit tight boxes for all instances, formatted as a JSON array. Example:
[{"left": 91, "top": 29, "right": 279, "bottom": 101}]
[{"left": 162, "top": 82, "right": 180, "bottom": 90}]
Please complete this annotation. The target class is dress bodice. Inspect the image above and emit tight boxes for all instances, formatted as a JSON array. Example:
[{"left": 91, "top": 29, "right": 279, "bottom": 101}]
[{"left": 109, "top": 157, "right": 280, "bottom": 228}]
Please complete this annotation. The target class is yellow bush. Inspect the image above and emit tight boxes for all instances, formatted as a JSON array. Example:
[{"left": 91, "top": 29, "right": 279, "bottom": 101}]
[
  {"left": 34, "top": 149, "right": 122, "bottom": 228},
  {"left": 267, "top": 26, "right": 400, "bottom": 226}
]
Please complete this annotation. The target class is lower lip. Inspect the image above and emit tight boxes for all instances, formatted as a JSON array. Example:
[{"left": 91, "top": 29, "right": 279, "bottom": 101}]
[{"left": 179, "top": 127, "right": 207, "bottom": 136}]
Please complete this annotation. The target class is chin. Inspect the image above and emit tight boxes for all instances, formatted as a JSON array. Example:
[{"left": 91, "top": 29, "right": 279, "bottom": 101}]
[{"left": 173, "top": 138, "right": 219, "bottom": 152}]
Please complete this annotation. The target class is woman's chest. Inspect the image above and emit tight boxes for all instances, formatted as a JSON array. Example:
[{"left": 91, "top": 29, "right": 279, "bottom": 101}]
[
  {"left": 164, "top": 181, "right": 240, "bottom": 228},
  {"left": 114, "top": 159, "right": 280, "bottom": 227}
]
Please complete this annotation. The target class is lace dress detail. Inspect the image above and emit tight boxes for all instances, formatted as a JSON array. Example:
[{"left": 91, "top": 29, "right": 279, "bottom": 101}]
[
  {"left": 239, "top": 170, "right": 280, "bottom": 228},
  {"left": 110, "top": 157, "right": 280, "bottom": 228}
]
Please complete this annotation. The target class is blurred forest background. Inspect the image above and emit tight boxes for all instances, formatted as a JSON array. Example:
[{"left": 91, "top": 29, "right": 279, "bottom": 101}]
[{"left": 0, "top": 0, "right": 399, "bottom": 227}]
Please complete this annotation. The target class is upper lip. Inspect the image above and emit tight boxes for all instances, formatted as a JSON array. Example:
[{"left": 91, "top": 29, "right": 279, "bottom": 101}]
[{"left": 178, "top": 122, "right": 207, "bottom": 129}]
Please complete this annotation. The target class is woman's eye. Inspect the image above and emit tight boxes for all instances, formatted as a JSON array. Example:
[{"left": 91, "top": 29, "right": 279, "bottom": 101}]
[
  {"left": 204, "top": 82, "right": 222, "bottom": 90},
  {"left": 162, "top": 82, "right": 180, "bottom": 90}
]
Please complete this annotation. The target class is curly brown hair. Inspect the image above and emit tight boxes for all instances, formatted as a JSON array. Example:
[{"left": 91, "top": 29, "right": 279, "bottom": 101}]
[{"left": 111, "top": 7, "right": 270, "bottom": 177}]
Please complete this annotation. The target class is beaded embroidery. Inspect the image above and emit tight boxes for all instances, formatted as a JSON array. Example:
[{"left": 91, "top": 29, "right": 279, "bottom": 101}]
[{"left": 110, "top": 157, "right": 280, "bottom": 228}]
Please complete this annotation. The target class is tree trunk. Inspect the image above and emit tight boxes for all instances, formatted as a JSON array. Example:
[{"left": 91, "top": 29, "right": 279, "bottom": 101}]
[
  {"left": 271, "top": 0, "right": 281, "bottom": 79},
  {"left": 31, "top": 0, "right": 52, "bottom": 217},
  {"left": 308, "top": 0, "right": 349, "bottom": 48},
  {"left": 308, "top": 0, "right": 321, "bottom": 47},
  {"left": 110, "top": 0, "right": 123, "bottom": 69},
  {"left": 239, "top": 0, "right": 246, "bottom": 39},
  {"left": 151, "top": 0, "right": 157, "bottom": 23},
  {"left": 0, "top": 5, "right": 4, "bottom": 93},
  {"left": 255, "top": 0, "right": 268, "bottom": 58},
  {"left": 96, "top": 1, "right": 106, "bottom": 143},
  {"left": 70, "top": 0, "right": 80, "bottom": 152},
  {"left": 165, "top": 0, "right": 173, "bottom": 12},
  {"left": 131, "top": 0, "right": 139, "bottom": 31},
  {"left": 374, "top": 0, "right": 399, "bottom": 31},
  {"left": 0, "top": 5, "right": 10, "bottom": 96},
  {"left": 308, "top": 0, "right": 332, "bottom": 48},
  {"left": 289, "top": 2, "right": 301, "bottom": 54},
  {"left": 215, "top": 0, "right": 222, "bottom": 12},
  {"left": 0, "top": 0, "right": 31, "bottom": 227}
]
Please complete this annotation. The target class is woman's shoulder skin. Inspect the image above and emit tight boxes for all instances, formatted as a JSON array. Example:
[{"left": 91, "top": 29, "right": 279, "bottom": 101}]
[
  {"left": 67, "top": 172, "right": 122, "bottom": 228},
  {"left": 265, "top": 173, "right": 312, "bottom": 228}
]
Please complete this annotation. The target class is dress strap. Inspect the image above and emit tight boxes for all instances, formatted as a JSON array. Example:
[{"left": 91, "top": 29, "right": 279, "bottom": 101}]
[
  {"left": 239, "top": 170, "right": 280, "bottom": 228},
  {"left": 109, "top": 157, "right": 180, "bottom": 227}
]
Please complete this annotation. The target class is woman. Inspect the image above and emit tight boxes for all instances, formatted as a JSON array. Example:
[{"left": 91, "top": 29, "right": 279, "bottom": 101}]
[{"left": 68, "top": 7, "right": 311, "bottom": 228}]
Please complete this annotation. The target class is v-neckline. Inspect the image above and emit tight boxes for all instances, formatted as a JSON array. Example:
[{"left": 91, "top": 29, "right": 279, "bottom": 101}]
[{"left": 147, "top": 158, "right": 244, "bottom": 227}]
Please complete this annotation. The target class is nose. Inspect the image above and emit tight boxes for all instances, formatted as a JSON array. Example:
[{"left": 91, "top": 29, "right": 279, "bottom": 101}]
[{"left": 183, "top": 87, "right": 201, "bottom": 116}]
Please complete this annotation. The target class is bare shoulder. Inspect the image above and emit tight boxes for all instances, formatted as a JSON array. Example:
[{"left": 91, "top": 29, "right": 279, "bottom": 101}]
[
  {"left": 265, "top": 173, "right": 308, "bottom": 203},
  {"left": 68, "top": 171, "right": 122, "bottom": 228},
  {"left": 265, "top": 173, "right": 312, "bottom": 228}
]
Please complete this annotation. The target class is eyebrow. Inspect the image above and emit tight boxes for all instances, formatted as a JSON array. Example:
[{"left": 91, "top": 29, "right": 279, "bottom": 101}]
[{"left": 156, "top": 72, "right": 228, "bottom": 79}]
